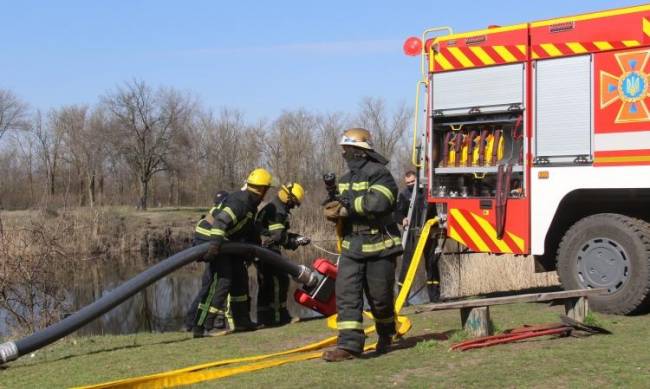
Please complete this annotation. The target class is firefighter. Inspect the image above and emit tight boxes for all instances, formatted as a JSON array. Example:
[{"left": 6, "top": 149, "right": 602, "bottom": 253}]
[
  {"left": 322, "top": 128, "right": 403, "bottom": 361},
  {"left": 255, "top": 182, "right": 311, "bottom": 327},
  {"left": 191, "top": 168, "right": 272, "bottom": 338},
  {"left": 184, "top": 190, "right": 229, "bottom": 332},
  {"left": 395, "top": 171, "right": 441, "bottom": 303}
]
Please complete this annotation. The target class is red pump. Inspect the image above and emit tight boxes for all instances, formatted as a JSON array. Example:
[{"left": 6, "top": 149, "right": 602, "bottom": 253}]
[{"left": 294, "top": 258, "right": 338, "bottom": 317}]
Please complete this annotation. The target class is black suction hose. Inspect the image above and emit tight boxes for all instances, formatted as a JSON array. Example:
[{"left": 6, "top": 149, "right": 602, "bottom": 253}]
[{"left": 0, "top": 242, "right": 316, "bottom": 364}]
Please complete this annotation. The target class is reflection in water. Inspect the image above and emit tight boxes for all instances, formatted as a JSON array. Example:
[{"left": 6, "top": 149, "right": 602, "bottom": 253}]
[
  {"left": 0, "top": 252, "right": 427, "bottom": 337},
  {"left": 0, "top": 253, "right": 323, "bottom": 337}
]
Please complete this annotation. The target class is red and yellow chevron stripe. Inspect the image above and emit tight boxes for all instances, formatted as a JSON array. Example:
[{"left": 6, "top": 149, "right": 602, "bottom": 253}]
[
  {"left": 434, "top": 45, "right": 527, "bottom": 71},
  {"left": 594, "top": 149, "right": 650, "bottom": 166},
  {"left": 434, "top": 39, "right": 645, "bottom": 71},
  {"left": 532, "top": 40, "right": 642, "bottom": 59},
  {"left": 447, "top": 208, "right": 526, "bottom": 254}
]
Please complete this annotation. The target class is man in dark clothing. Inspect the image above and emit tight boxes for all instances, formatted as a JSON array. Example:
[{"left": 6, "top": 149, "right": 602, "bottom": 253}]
[
  {"left": 190, "top": 168, "right": 272, "bottom": 337},
  {"left": 322, "top": 128, "right": 403, "bottom": 362},
  {"left": 395, "top": 171, "right": 441, "bottom": 303},
  {"left": 394, "top": 171, "right": 416, "bottom": 229},
  {"left": 184, "top": 190, "right": 229, "bottom": 331},
  {"left": 255, "top": 182, "right": 310, "bottom": 327}
]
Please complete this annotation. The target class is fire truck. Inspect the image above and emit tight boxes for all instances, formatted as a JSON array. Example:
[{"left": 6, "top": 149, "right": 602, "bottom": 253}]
[{"left": 404, "top": 4, "right": 650, "bottom": 314}]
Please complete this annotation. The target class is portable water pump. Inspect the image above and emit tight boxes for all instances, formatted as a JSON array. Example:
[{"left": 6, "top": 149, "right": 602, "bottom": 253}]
[{"left": 294, "top": 258, "right": 337, "bottom": 317}]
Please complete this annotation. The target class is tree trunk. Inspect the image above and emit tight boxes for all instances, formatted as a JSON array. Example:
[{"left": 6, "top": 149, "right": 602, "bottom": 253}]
[
  {"left": 98, "top": 173, "right": 104, "bottom": 205},
  {"left": 88, "top": 172, "right": 96, "bottom": 208},
  {"left": 140, "top": 178, "right": 148, "bottom": 210},
  {"left": 49, "top": 169, "right": 56, "bottom": 196}
]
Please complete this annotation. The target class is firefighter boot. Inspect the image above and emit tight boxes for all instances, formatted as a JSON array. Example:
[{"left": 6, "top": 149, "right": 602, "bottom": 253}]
[
  {"left": 213, "top": 312, "right": 226, "bottom": 330},
  {"left": 427, "top": 282, "right": 440, "bottom": 303},
  {"left": 322, "top": 348, "right": 360, "bottom": 362},
  {"left": 230, "top": 299, "right": 258, "bottom": 332},
  {"left": 375, "top": 336, "right": 393, "bottom": 355},
  {"left": 192, "top": 325, "right": 206, "bottom": 338}
]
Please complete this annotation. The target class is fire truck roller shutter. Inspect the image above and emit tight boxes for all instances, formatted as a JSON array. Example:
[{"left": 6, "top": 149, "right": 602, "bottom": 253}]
[
  {"left": 432, "top": 63, "right": 525, "bottom": 112},
  {"left": 534, "top": 55, "right": 592, "bottom": 163}
]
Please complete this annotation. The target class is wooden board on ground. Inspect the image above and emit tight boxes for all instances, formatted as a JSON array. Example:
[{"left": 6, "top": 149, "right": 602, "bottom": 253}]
[
  {"left": 416, "top": 288, "right": 607, "bottom": 338},
  {"left": 416, "top": 288, "right": 607, "bottom": 312}
]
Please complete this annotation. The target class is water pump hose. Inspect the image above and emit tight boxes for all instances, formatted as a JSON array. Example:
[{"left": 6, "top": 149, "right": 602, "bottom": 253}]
[{"left": 0, "top": 242, "right": 315, "bottom": 364}]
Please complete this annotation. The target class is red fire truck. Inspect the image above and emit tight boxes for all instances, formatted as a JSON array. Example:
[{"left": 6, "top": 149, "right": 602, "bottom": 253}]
[{"left": 405, "top": 4, "right": 650, "bottom": 314}]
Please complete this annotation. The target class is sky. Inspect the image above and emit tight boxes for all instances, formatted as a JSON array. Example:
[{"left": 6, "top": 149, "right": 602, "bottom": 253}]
[{"left": 0, "top": 0, "right": 644, "bottom": 120}]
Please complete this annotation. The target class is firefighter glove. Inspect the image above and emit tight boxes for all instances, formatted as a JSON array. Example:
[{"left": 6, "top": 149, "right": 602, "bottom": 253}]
[
  {"left": 324, "top": 200, "right": 348, "bottom": 222},
  {"left": 201, "top": 240, "right": 222, "bottom": 262},
  {"left": 261, "top": 236, "right": 275, "bottom": 248}
]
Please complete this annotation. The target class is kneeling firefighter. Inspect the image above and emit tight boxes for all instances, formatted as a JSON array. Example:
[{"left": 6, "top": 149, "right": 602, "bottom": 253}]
[
  {"left": 191, "top": 168, "right": 272, "bottom": 337},
  {"left": 322, "top": 128, "right": 403, "bottom": 361},
  {"left": 255, "top": 183, "right": 311, "bottom": 327}
]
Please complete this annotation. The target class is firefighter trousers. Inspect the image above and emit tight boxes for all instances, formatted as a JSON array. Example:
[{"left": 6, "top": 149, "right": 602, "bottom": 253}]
[
  {"left": 336, "top": 254, "right": 397, "bottom": 354},
  {"left": 256, "top": 261, "right": 291, "bottom": 326},
  {"left": 192, "top": 255, "right": 252, "bottom": 330},
  {"left": 185, "top": 264, "right": 223, "bottom": 330}
]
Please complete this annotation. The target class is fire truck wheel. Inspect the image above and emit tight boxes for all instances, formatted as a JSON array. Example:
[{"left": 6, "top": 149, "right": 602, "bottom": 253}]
[{"left": 556, "top": 213, "right": 650, "bottom": 315}]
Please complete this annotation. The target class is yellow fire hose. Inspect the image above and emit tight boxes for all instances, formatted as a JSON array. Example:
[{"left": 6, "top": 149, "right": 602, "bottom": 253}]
[{"left": 78, "top": 217, "right": 439, "bottom": 389}]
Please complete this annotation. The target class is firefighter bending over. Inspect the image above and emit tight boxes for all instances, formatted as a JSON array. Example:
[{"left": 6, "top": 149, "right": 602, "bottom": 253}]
[
  {"left": 255, "top": 182, "right": 311, "bottom": 327},
  {"left": 185, "top": 190, "right": 229, "bottom": 331},
  {"left": 191, "top": 168, "right": 272, "bottom": 337},
  {"left": 322, "top": 128, "right": 403, "bottom": 361}
]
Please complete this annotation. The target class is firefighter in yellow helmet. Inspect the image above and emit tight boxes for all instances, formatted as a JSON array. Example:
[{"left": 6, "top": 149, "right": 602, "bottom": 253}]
[
  {"left": 191, "top": 168, "right": 272, "bottom": 337},
  {"left": 322, "top": 128, "right": 403, "bottom": 361},
  {"left": 254, "top": 182, "right": 310, "bottom": 327}
]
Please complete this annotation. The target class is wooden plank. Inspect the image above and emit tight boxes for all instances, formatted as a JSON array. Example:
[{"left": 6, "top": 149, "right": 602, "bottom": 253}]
[
  {"left": 416, "top": 288, "right": 607, "bottom": 312},
  {"left": 565, "top": 296, "right": 589, "bottom": 322},
  {"left": 461, "top": 307, "right": 493, "bottom": 337}
]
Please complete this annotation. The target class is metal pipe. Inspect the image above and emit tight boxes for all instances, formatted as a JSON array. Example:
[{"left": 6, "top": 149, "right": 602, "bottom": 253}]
[{"left": 0, "top": 242, "right": 314, "bottom": 364}]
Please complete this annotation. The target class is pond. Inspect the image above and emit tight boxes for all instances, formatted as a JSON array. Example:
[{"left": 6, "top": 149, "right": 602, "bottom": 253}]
[{"left": 0, "top": 250, "right": 429, "bottom": 337}]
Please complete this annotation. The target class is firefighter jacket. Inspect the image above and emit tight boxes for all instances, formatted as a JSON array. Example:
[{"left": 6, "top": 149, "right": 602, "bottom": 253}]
[
  {"left": 338, "top": 157, "right": 403, "bottom": 259},
  {"left": 255, "top": 197, "right": 299, "bottom": 252},
  {"left": 194, "top": 190, "right": 259, "bottom": 244}
]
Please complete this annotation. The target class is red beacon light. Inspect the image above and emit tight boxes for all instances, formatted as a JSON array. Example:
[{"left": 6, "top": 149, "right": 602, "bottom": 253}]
[{"left": 403, "top": 36, "right": 422, "bottom": 56}]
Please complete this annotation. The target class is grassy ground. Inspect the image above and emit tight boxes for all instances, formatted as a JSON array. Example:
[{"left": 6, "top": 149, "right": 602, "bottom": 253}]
[{"left": 2, "top": 303, "right": 649, "bottom": 388}]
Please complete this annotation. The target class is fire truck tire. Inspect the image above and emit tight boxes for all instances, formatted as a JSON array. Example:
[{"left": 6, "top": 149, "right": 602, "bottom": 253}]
[{"left": 556, "top": 213, "right": 650, "bottom": 315}]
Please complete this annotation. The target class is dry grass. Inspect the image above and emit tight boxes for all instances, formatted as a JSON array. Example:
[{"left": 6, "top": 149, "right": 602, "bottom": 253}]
[
  {"left": 1, "top": 206, "right": 560, "bottom": 301},
  {"left": 440, "top": 253, "right": 559, "bottom": 298}
]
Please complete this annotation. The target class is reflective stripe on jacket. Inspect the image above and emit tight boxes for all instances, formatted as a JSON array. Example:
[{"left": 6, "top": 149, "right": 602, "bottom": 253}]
[
  {"left": 338, "top": 159, "right": 403, "bottom": 259},
  {"left": 194, "top": 190, "right": 258, "bottom": 243},
  {"left": 255, "top": 197, "right": 297, "bottom": 251}
]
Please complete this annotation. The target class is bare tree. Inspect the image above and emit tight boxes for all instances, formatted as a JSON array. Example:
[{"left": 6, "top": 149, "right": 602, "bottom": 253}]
[
  {"left": 101, "top": 80, "right": 194, "bottom": 210},
  {"left": 0, "top": 89, "right": 28, "bottom": 142},
  {"left": 56, "top": 105, "right": 108, "bottom": 207},
  {"left": 264, "top": 109, "right": 318, "bottom": 186},
  {"left": 315, "top": 112, "right": 348, "bottom": 177},
  {"left": 357, "top": 97, "right": 411, "bottom": 160},
  {"left": 33, "top": 110, "right": 64, "bottom": 197}
]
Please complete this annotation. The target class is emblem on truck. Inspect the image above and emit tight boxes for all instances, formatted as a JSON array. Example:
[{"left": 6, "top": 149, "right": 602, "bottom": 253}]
[{"left": 600, "top": 49, "right": 650, "bottom": 123}]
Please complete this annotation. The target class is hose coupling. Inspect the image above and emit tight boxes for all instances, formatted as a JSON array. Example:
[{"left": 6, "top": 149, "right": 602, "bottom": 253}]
[
  {"left": 0, "top": 341, "right": 18, "bottom": 364},
  {"left": 294, "top": 265, "right": 318, "bottom": 288}
]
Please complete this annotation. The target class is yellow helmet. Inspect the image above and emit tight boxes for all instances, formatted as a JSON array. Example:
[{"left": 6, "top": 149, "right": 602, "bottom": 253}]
[
  {"left": 279, "top": 182, "right": 304, "bottom": 205},
  {"left": 246, "top": 168, "right": 273, "bottom": 187},
  {"left": 340, "top": 128, "right": 373, "bottom": 150},
  {"left": 246, "top": 168, "right": 273, "bottom": 195}
]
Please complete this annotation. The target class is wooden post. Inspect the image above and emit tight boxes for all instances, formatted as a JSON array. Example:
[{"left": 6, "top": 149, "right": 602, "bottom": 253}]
[
  {"left": 565, "top": 297, "right": 589, "bottom": 322},
  {"left": 460, "top": 306, "right": 493, "bottom": 337}
]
